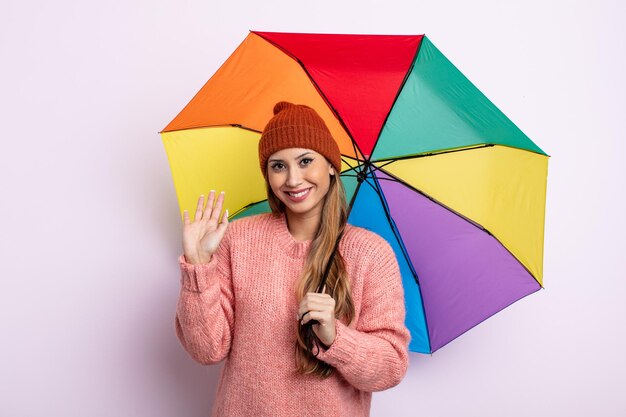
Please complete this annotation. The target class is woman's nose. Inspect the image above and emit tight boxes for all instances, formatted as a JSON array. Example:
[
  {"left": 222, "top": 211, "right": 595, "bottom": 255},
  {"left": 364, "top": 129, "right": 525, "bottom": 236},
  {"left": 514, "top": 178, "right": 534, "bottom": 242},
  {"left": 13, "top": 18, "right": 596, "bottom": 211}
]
[{"left": 286, "top": 167, "right": 302, "bottom": 187}]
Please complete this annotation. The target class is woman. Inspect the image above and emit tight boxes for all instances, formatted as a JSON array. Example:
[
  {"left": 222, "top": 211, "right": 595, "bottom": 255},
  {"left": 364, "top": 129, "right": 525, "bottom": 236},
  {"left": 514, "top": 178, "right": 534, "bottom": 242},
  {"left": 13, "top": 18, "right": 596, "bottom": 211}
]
[{"left": 176, "top": 101, "right": 410, "bottom": 416}]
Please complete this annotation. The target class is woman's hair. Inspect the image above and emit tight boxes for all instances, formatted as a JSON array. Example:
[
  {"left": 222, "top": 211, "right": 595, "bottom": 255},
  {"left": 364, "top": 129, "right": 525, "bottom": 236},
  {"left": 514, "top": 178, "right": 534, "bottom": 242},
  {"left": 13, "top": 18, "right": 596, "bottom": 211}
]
[{"left": 265, "top": 168, "right": 355, "bottom": 378}]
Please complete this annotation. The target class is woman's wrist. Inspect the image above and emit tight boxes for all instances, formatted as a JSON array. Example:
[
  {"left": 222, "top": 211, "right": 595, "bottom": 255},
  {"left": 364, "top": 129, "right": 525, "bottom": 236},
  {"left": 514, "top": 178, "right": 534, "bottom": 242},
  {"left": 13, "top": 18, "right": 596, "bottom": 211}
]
[{"left": 185, "top": 252, "right": 213, "bottom": 265}]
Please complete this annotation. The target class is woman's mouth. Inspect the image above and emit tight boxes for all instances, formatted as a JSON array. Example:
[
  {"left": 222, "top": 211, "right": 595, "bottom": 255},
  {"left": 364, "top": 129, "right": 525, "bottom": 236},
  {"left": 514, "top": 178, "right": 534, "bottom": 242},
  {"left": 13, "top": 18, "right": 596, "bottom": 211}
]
[{"left": 284, "top": 188, "right": 311, "bottom": 202}]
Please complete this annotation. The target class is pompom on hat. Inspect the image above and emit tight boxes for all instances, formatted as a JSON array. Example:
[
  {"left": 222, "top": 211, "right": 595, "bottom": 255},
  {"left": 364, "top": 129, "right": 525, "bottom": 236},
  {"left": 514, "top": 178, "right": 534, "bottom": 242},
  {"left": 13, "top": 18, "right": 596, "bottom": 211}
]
[{"left": 258, "top": 101, "right": 342, "bottom": 178}]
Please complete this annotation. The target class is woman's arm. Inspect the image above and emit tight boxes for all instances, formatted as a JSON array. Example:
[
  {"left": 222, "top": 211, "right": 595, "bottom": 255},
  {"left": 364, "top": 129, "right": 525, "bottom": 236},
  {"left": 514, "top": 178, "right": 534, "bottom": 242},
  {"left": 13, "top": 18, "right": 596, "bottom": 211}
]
[
  {"left": 175, "top": 230, "right": 235, "bottom": 365},
  {"left": 315, "top": 239, "right": 411, "bottom": 392}
]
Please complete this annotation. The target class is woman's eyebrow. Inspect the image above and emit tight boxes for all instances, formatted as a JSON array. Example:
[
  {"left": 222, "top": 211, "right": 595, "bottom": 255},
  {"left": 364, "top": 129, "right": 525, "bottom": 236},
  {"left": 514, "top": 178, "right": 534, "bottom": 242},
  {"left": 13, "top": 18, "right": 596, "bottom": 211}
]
[{"left": 268, "top": 152, "right": 313, "bottom": 163}]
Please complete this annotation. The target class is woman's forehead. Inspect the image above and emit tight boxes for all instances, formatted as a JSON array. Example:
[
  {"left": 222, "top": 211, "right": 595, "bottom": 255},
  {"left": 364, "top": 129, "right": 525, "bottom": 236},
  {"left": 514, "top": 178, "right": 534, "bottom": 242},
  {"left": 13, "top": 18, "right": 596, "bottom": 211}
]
[{"left": 268, "top": 148, "right": 320, "bottom": 160}]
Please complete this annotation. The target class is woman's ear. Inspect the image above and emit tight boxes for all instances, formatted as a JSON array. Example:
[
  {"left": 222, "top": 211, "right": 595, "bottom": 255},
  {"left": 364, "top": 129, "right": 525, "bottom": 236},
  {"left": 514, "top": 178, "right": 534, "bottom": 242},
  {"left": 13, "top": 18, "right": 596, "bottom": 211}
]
[{"left": 329, "top": 165, "right": 335, "bottom": 176}]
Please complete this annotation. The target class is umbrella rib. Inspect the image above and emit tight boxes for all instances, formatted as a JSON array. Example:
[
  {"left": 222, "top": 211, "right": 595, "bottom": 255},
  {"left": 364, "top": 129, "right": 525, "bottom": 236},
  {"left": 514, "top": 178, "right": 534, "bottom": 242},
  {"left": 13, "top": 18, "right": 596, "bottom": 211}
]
[
  {"left": 369, "top": 174, "right": 433, "bottom": 352},
  {"left": 367, "top": 163, "right": 402, "bottom": 178},
  {"left": 346, "top": 179, "right": 362, "bottom": 214},
  {"left": 161, "top": 124, "right": 262, "bottom": 134},
  {"left": 373, "top": 144, "right": 496, "bottom": 168},
  {"left": 359, "top": 175, "right": 380, "bottom": 194},
  {"left": 376, "top": 167, "right": 489, "bottom": 231},
  {"left": 375, "top": 142, "right": 555, "bottom": 169},
  {"left": 230, "top": 199, "right": 268, "bottom": 219},
  {"left": 346, "top": 172, "right": 380, "bottom": 214},
  {"left": 369, "top": 176, "right": 420, "bottom": 285},
  {"left": 340, "top": 156, "right": 361, "bottom": 173}
]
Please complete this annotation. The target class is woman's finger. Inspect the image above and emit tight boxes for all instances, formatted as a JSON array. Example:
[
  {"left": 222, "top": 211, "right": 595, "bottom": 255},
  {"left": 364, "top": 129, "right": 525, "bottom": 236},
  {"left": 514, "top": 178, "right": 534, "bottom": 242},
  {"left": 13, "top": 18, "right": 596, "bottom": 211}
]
[
  {"left": 298, "top": 299, "right": 334, "bottom": 320},
  {"left": 183, "top": 209, "right": 190, "bottom": 225},
  {"left": 301, "top": 310, "right": 331, "bottom": 326},
  {"left": 210, "top": 191, "right": 225, "bottom": 223},
  {"left": 217, "top": 209, "right": 229, "bottom": 232},
  {"left": 203, "top": 190, "right": 216, "bottom": 219},
  {"left": 303, "top": 292, "right": 334, "bottom": 303},
  {"left": 194, "top": 194, "right": 205, "bottom": 222},
  {"left": 299, "top": 297, "right": 332, "bottom": 311}
]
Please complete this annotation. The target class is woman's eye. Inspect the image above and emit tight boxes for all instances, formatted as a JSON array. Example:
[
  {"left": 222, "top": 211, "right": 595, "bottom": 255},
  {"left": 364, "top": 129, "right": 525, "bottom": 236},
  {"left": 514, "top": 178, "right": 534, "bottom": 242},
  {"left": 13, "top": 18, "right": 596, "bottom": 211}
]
[
  {"left": 300, "top": 158, "right": 313, "bottom": 166},
  {"left": 270, "top": 163, "right": 285, "bottom": 171}
]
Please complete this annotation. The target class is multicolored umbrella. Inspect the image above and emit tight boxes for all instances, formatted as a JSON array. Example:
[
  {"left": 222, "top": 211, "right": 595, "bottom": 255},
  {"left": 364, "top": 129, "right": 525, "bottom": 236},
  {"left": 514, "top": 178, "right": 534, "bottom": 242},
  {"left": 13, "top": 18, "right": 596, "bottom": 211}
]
[{"left": 161, "top": 31, "right": 549, "bottom": 354}]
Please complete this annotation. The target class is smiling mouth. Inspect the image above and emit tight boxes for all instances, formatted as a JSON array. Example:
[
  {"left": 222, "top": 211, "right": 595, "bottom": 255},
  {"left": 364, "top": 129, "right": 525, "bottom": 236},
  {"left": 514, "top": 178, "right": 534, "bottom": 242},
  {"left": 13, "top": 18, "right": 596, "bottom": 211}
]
[{"left": 284, "top": 188, "right": 311, "bottom": 200}]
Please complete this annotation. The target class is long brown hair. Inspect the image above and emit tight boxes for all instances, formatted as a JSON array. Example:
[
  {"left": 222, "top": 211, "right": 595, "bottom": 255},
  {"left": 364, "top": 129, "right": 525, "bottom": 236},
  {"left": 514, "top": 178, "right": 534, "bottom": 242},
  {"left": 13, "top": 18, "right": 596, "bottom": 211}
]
[{"left": 266, "top": 169, "right": 355, "bottom": 378}]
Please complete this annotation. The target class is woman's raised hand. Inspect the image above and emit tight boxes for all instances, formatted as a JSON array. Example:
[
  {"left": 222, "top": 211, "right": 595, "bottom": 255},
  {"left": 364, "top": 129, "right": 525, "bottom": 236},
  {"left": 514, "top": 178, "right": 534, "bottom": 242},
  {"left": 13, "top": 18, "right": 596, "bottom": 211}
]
[{"left": 182, "top": 191, "right": 229, "bottom": 265}]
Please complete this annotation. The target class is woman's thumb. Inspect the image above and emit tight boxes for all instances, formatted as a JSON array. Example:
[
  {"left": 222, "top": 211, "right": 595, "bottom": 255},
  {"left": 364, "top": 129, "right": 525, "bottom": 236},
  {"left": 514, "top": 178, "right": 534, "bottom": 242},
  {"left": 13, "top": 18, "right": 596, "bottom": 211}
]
[{"left": 217, "top": 209, "right": 229, "bottom": 232}]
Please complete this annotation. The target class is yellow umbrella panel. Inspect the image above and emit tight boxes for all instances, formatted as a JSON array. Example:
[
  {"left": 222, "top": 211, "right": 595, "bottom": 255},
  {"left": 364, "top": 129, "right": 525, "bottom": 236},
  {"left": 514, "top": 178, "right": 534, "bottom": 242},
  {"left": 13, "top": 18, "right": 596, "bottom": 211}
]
[{"left": 162, "top": 126, "right": 266, "bottom": 219}]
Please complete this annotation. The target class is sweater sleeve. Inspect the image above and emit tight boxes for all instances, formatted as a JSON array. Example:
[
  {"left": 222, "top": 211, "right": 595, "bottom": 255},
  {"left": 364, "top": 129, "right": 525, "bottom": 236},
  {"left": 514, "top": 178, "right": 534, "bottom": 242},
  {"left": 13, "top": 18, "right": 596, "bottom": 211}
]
[
  {"left": 174, "top": 229, "right": 235, "bottom": 365},
  {"left": 315, "top": 238, "right": 411, "bottom": 392}
]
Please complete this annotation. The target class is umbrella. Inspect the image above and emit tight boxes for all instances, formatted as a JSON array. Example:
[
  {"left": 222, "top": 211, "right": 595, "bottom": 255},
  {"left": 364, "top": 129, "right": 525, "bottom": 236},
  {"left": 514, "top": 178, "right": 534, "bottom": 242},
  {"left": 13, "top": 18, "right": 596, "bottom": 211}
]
[{"left": 160, "top": 31, "right": 550, "bottom": 354}]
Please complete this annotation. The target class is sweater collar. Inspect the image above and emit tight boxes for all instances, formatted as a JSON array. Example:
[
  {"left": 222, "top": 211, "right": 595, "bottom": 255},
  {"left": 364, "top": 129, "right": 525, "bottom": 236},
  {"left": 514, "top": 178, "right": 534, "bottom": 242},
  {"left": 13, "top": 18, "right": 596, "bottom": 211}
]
[{"left": 269, "top": 212, "right": 312, "bottom": 259}]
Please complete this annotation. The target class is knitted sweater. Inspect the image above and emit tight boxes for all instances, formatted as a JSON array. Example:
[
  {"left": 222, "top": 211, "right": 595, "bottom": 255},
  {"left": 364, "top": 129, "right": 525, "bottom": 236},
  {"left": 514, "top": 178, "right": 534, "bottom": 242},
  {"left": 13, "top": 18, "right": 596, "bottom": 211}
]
[{"left": 175, "top": 212, "right": 410, "bottom": 417}]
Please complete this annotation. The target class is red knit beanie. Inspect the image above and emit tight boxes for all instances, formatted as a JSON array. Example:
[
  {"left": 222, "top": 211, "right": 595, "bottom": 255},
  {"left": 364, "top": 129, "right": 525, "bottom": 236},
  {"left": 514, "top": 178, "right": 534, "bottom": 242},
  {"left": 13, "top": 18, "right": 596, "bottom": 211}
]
[{"left": 258, "top": 101, "right": 341, "bottom": 178}]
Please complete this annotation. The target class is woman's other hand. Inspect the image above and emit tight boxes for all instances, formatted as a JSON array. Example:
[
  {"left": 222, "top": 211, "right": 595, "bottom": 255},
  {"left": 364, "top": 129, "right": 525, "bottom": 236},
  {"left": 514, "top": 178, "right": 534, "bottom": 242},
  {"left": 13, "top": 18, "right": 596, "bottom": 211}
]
[
  {"left": 182, "top": 191, "right": 229, "bottom": 265},
  {"left": 298, "top": 288, "right": 337, "bottom": 348}
]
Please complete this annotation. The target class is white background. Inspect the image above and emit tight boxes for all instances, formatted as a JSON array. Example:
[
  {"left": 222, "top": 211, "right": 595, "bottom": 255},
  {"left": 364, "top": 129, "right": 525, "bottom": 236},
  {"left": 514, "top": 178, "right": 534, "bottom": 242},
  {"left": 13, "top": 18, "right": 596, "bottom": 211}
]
[{"left": 1, "top": 0, "right": 624, "bottom": 415}]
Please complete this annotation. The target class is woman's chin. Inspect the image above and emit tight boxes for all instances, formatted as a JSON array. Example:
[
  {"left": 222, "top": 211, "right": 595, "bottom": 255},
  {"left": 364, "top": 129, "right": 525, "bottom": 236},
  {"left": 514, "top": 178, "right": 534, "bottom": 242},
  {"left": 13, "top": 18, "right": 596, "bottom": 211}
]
[{"left": 282, "top": 201, "right": 322, "bottom": 218}]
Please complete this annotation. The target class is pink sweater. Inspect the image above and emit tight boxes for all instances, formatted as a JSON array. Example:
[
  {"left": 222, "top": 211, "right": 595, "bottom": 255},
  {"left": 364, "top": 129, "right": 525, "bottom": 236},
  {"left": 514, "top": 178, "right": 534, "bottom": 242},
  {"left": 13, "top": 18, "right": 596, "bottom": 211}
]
[{"left": 175, "top": 212, "right": 410, "bottom": 417}]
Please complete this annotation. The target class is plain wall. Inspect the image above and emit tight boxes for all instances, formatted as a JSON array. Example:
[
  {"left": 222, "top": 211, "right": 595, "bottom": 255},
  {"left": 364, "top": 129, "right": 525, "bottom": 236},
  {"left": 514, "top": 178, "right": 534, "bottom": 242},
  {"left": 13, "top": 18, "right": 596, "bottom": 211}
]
[{"left": 1, "top": 0, "right": 624, "bottom": 416}]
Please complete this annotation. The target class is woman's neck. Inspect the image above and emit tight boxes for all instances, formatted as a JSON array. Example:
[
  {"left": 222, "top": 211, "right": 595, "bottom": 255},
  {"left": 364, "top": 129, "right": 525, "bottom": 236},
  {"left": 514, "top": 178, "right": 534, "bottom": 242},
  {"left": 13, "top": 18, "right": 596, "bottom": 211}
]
[{"left": 284, "top": 210, "right": 321, "bottom": 242}]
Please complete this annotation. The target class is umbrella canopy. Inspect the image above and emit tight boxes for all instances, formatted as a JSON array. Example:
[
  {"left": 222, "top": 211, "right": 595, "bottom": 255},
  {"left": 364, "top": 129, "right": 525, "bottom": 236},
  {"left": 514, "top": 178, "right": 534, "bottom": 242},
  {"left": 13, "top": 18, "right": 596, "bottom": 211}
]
[{"left": 161, "top": 31, "right": 549, "bottom": 354}]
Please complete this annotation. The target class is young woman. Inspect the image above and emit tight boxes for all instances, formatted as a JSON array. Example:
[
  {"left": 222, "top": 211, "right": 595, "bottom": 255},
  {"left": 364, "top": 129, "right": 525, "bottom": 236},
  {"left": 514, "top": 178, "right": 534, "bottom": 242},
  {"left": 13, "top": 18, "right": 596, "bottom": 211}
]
[{"left": 175, "top": 101, "right": 410, "bottom": 416}]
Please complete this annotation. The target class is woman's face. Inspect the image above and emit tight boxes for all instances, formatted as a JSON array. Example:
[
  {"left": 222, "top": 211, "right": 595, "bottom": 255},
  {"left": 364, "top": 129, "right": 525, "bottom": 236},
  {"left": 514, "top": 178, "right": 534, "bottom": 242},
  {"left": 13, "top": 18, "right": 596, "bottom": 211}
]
[{"left": 267, "top": 148, "right": 335, "bottom": 219}]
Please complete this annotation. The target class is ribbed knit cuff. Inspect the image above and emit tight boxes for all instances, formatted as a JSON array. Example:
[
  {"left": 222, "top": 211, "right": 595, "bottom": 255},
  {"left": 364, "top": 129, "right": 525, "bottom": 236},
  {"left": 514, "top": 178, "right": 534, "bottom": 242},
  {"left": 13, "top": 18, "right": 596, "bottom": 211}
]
[
  {"left": 178, "top": 254, "right": 218, "bottom": 292},
  {"left": 315, "top": 320, "right": 359, "bottom": 368}
]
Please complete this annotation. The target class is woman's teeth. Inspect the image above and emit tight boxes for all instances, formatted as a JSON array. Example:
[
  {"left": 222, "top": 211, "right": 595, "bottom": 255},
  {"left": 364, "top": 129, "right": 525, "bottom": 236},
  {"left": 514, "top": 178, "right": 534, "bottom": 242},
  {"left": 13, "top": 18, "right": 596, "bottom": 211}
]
[{"left": 287, "top": 189, "right": 309, "bottom": 198}]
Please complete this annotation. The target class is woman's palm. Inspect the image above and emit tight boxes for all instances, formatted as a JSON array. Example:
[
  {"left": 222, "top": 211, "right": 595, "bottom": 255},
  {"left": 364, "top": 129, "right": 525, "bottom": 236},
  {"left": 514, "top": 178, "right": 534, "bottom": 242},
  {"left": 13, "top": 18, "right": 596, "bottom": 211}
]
[{"left": 183, "top": 191, "right": 228, "bottom": 264}]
